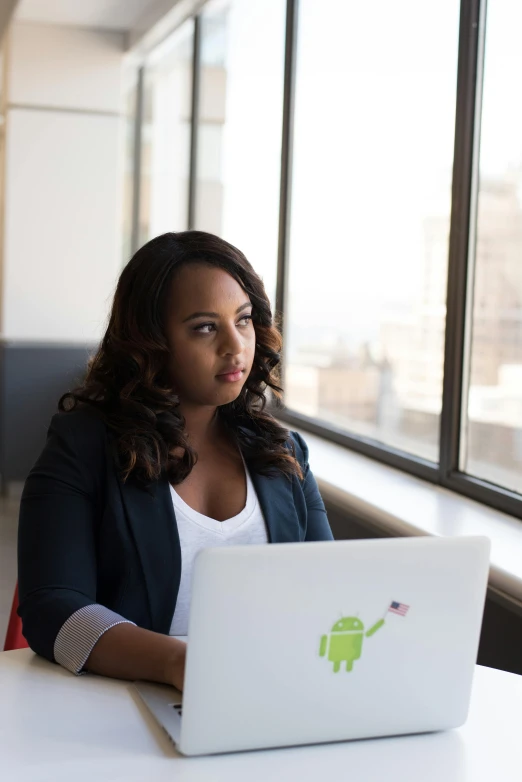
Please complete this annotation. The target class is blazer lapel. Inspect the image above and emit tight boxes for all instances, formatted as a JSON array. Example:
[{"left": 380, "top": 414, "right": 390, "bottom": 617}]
[
  {"left": 248, "top": 468, "right": 302, "bottom": 543},
  {"left": 119, "top": 475, "right": 181, "bottom": 633}
]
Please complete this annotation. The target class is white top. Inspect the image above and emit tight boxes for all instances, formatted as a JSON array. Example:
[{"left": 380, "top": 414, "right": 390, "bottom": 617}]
[
  {"left": 52, "top": 462, "right": 269, "bottom": 674},
  {"left": 2, "top": 649, "right": 522, "bottom": 781},
  {"left": 169, "top": 463, "right": 269, "bottom": 636}
]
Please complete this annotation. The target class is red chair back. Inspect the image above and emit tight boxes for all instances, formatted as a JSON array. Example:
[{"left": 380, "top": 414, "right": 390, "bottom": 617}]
[{"left": 3, "top": 585, "right": 29, "bottom": 651}]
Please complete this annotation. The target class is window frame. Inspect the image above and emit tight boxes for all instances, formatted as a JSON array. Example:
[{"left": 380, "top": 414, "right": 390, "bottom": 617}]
[{"left": 127, "top": 0, "right": 522, "bottom": 521}]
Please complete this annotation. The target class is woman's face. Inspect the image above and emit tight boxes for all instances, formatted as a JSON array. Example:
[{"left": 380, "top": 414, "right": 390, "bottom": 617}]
[{"left": 165, "top": 263, "right": 256, "bottom": 408}]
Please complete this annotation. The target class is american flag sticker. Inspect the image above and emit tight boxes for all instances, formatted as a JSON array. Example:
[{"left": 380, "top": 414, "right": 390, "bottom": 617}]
[{"left": 388, "top": 601, "right": 410, "bottom": 617}]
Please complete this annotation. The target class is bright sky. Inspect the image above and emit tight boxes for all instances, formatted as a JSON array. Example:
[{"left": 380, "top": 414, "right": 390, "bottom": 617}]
[
  {"left": 480, "top": 0, "right": 522, "bottom": 179},
  {"left": 288, "top": 0, "right": 460, "bottom": 336},
  {"left": 148, "top": 0, "right": 522, "bottom": 347}
]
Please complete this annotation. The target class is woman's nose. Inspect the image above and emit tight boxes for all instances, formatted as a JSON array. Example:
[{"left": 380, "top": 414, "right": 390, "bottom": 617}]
[{"left": 219, "top": 324, "right": 243, "bottom": 356}]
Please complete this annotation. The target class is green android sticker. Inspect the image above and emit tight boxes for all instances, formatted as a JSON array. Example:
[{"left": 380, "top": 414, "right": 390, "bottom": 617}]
[{"left": 319, "top": 602, "right": 409, "bottom": 672}]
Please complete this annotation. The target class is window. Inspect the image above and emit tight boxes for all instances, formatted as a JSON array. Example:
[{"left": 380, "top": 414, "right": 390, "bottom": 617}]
[
  {"left": 284, "top": 0, "right": 460, "bottom": 462},
  {"left": 124, "top": 0, "right": 522, "bottom": 515},
  {"left": 462, "top": 1, "right": 522, "bottom": 494},
  {"left": 140, "top": 21, "right": 194, "bottom": 245},
  {"left": 194, "top": 0, "right": 285, "bottom": 307}
]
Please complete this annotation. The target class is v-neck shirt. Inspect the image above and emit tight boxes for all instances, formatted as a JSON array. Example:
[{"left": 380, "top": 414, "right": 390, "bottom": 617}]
[{"left": 168, "top": 461, "right": 269, "bottom": 636}]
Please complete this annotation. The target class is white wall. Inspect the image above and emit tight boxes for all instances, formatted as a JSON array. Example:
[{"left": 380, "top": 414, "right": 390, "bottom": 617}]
[{"left": 3, "top": 22, "right": 125, "bottom": 342}]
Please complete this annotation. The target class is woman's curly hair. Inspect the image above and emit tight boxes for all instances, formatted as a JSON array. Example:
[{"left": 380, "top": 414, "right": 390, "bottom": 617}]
[{"left": 60, "top": 230, "right": 301, "bottom": 485}]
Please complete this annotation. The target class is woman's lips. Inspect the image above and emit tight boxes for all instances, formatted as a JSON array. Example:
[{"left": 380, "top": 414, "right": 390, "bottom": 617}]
[{"left": 216, "top": 369, "right": 244, "bottom": 382}]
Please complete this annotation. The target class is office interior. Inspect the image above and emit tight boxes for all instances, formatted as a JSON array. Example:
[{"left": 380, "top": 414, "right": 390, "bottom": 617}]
[{"left": 0, "top": 0, "right": 521, "bottom": 675}]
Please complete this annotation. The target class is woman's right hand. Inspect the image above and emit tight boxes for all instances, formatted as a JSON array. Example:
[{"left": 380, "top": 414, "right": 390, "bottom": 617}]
[
  {"left": 164, "top": 639, "right": 187, "bottom": 691},
  {"left": 84, "top": 624, "right": 188, "bottom": 689}
]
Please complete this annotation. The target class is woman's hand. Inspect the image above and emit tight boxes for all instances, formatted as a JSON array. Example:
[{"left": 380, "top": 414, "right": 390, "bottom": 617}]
[
  {"left": 164, "top": 639, "right": 187, "bottom": 691},
  {"left": 85, "top": 624, "right": 188, "bottom": 689}
]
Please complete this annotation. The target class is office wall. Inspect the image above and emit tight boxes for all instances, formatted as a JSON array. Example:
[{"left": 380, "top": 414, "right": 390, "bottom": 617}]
[
  {"left": 3, "top": 22, "right": 125, "bottom": 342},
  {"left": 0, "top": 342, "right": 93, "bottom": 485},
  {"left": 0, "top": 22, "right": 126, "bottom": 483}
]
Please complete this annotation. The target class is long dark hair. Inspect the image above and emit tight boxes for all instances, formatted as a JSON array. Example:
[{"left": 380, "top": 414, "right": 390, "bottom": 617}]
[{"left": 60, "top": 231, "right": 301, "bottom": 485}]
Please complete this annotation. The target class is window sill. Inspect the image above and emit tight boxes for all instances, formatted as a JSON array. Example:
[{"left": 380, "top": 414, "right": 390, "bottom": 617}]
[{"left": 299, "top": 429, "right": 522, "bottom": 609}]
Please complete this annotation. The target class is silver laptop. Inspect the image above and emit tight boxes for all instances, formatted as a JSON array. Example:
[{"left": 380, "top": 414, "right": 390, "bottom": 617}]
[{"left": 134, "top": 535, "right": 490, "bottom": 756}]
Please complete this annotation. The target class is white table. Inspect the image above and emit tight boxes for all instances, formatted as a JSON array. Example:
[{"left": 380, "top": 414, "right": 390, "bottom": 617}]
[{"left": 1, "top": 649, "right": 522, "bottom": 782}]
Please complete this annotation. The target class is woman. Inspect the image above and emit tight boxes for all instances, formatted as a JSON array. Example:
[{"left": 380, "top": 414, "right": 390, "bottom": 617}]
[{"left": 17, "top": 231, "right": 333, "bottom": 691}]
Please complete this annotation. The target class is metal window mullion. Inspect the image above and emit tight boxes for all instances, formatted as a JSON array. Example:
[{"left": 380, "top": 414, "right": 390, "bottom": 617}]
[
  {"left": 187, "top": 15, "right": 201, "bottom": 231},
  {"left": 444, "top": 471, "right": 522, "bottom": 520},
  {"left": 439, "top": 0, "right": 485, "bottom": 480},
  {"left": 277, "top": 409, "right": 439, "bottom": 483},
  {"left": 275, "top": 0, "right": 299, "bottom": 331},
  {"left": 278, "top": 407, "right": 522, "bottom": 520}
]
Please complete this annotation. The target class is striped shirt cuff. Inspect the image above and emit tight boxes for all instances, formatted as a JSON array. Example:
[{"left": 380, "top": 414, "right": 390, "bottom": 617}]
[{"left": 54, "top": 604, "right": 136, "bottom": 675}]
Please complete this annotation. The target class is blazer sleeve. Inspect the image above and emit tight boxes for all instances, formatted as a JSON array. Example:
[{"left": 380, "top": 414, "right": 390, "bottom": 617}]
[
  {"left": 17, "top": 412, "right": 131, "bottom": 667},
  {"left": 291, "top": 431, "right": 334, "bottom": 542}
]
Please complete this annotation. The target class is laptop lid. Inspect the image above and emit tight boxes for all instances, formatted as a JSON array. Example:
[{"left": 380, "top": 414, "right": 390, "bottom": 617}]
[{"left": 179, "top": 536, "right": 490, "bottom": 756}]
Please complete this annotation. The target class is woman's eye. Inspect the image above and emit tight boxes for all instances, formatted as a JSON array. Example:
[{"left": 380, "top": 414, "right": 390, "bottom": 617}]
[{"left": 194, "top": 316, "right": 251, "bottom": 334}]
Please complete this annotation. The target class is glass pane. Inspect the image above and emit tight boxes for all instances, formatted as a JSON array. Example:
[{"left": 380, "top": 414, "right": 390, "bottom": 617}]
[
  {"left": 194, "top": 0, "right": 285, "bottom": 307},
  {"left": 462, "top": 2, "right": 522, "bottom": 494},
  {"left": 285, "top": 0, "right": 460, "bottom": 461},
  {"left": 140, "top": 21, "right": 193, "bottom": 245}
]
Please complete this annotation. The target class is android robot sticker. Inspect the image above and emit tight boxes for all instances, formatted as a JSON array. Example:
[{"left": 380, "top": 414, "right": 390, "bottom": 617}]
[{"left": 319, "top": 602, "right": 409, "bottom": 672}]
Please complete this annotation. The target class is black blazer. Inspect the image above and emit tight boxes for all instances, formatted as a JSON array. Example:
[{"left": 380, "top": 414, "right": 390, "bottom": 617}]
[{"left": 18, "top": 410, "right": 333, "bottom": 663}]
